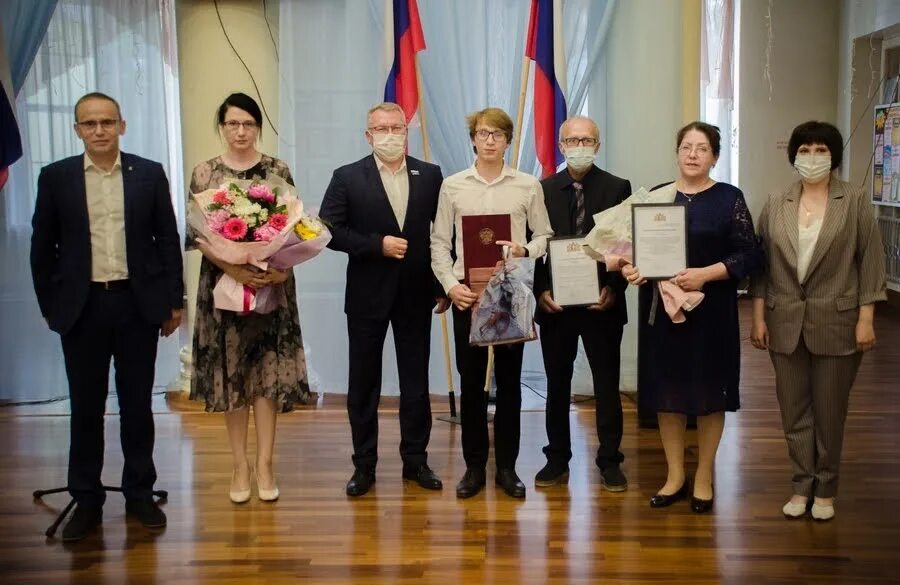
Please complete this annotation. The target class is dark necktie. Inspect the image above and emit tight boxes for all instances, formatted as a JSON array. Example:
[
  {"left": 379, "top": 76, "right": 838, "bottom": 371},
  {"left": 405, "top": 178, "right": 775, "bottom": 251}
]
[{"left": 573, "top": 181, "right": 585, "bottom": 235}]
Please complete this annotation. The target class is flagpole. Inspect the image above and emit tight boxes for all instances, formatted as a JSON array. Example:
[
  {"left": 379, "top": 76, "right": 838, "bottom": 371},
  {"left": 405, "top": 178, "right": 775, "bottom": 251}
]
[
  {"left": 511, "top": 56, "right": 531, "bottom": 169},
  {"left": 415, "top": 54, "right": 458, "bottom": 424}
]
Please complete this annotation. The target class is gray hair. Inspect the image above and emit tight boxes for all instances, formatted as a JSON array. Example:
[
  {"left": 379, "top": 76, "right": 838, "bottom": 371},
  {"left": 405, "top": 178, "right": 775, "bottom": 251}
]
[{"left": 558, "top": 116, "right": 600, "bottom": 142}]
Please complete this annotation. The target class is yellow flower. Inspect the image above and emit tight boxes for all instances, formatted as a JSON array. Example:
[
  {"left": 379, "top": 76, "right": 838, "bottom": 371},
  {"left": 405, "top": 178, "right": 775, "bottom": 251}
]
[{"left": 295, "top": 222, "right": 319, "bottom": 241}]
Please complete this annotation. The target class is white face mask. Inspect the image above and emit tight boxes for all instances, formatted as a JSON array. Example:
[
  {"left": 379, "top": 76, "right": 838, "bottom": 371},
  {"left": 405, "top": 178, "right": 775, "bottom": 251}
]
[
  {"left": 794, "top": 153, "right": 832, "bottom": 182},
  {"left": 372, "top": 133, "right": 406, "bottom": 162},
  {"left": 564, "top": 146, "right": 596, "bottom": 173}
]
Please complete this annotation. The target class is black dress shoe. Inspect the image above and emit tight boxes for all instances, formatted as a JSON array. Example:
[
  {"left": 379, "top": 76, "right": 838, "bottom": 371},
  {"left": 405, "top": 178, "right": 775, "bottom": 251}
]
[
  {"left": 534, "top": 461, "right": 569, "bottom": 487},
  {"left": 455, "top": 468, "right": 486, "bottom": 499},
  {"left": 125, "top": 498, "right": 167, "bottom": 528},
  {"left": 600, "top": 465, "right": 628, "bottom": 492},
  {"left": 62, "top": 504, "right": 102, "bottom": 542},
  {"left": 649, "top": 482, "right": 689, "bottom": 508},
  {"left": 495, "top": 468, "right": 526, "bottom": 498},
  {"left": 346, "top": 468, "right": 376, "bottom": 497},
  {"left": 402, "top": 464, "right": 443, "bottom": 490},
  {"left": 691, "top": 490, "right": 714, "bottom": 513}
]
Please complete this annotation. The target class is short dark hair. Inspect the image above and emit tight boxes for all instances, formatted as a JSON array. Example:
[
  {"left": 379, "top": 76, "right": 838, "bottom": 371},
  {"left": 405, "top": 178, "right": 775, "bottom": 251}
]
[
  {"left": 215, "top": 92, "right": 263, "bottom": 135},
  {"left": 676, "top": 121, "right": 721, "bottom": 157},
  {"left": 787, "top": 121, "right": 843, "bottom": 169},
  {"left": 74, "top": 92, "right": 121, "bottom": 120}
]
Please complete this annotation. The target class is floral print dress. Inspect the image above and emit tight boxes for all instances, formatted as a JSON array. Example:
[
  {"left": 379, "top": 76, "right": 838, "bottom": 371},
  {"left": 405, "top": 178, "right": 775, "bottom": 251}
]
[{"left": 187, "top": 155, "right": 311, "bottom": 412}]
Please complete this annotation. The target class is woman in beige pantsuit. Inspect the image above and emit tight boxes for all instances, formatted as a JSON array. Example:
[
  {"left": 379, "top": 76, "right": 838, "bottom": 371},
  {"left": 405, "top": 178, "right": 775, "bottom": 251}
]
[{"left": 750, "top": 121, "right": 886, "bottom": 521}]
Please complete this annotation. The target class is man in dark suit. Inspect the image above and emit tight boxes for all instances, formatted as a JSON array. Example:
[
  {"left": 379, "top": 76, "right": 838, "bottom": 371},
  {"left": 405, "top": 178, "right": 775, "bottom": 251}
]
[
  {"left": 30, "top": 92, "right": 183, "bottom": 541},
  {"left": 533, "top": 116, "right": 631, "bottom": 491},
  {"left": 319, "top": 102, "right": 445, "bottom": 496}
]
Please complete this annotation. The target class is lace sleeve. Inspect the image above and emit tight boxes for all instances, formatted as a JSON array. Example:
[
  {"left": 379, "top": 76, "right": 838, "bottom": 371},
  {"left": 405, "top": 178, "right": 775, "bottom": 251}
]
[
  {"left": 184, "top": 162, "right": 211, "bottom": 251},
  {"left": 722, "top": 191, "right": 763, "bottom": 280}
]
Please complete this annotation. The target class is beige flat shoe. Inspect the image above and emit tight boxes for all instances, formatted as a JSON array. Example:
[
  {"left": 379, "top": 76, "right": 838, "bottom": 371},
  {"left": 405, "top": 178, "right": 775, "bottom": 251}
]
[
  {"left": 229, "top": 470, "right": 251, "bottom": 504},
  {"left": 256, "top": 471, "right": 280, "bottom": 502}
]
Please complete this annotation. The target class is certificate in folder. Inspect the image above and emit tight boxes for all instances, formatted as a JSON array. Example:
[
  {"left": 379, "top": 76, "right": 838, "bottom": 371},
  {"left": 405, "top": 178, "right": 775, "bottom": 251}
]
[{"left": 461, "top": 213, "right": 512, "bottom": 294}]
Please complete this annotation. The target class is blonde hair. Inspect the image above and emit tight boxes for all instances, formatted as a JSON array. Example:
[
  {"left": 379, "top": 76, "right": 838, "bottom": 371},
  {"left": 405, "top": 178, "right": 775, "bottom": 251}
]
[
  {"left": 466, "top": 107, "right": 513, "bottom": 142},
  {"left": 558, "top": 116, "right": 600, "bottom": 142},
  {"left": 367, "top": 102, "right": 405, "bottom": 126}
]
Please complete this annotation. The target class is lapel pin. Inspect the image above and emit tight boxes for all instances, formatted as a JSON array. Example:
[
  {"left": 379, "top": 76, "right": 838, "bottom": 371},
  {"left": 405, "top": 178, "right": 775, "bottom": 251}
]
[
  {"left": 410, "top": 169, "right": 420, "bottom": 176},
  {"left": 128, "top": 166, "right": 133, "bottom": 171}
]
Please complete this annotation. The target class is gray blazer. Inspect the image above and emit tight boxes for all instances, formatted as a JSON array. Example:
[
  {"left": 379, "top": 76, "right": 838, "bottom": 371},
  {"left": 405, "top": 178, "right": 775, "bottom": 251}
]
[{"left": 750, "top": 178, "right": 886, "bottom": 356}]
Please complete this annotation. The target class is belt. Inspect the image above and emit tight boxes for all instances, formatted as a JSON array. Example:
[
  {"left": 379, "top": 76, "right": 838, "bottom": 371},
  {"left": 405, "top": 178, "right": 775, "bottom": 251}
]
[{"left": 90, "top": 279, "right": 130, "bottom": 291}]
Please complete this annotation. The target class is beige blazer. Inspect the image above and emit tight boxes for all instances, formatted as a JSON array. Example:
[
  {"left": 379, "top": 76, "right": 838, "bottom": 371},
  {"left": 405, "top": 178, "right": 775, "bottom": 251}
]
[{"left": 750, "top": 178, "right": 886, "bottom": 356}]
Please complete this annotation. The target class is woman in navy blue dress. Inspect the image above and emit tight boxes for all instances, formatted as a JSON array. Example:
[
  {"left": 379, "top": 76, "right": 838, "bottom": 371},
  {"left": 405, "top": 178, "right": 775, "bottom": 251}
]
[{"left": 623, "top": 122, "right": 762, "bottom": 513}]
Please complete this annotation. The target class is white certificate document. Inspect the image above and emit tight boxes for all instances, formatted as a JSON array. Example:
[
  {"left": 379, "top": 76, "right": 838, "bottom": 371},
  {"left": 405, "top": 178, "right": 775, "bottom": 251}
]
[
  {"left": 631, "top": 203, "right": 688, "bottom": 279},
  {"left": 549, "top": 237, "right": 600, "bottom": 307}
]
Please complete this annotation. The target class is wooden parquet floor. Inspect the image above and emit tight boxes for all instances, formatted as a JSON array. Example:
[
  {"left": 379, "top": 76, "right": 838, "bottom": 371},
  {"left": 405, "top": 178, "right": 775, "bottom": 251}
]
[{"left": 1, "top": 300, "right": 899, "bottom": 584}]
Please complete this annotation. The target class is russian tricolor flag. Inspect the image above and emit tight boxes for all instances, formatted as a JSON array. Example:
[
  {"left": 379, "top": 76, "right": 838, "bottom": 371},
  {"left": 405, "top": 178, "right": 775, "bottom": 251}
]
[
  {"left": 526, "top": 0, "right": 567, "bottom": 178},
  {"left": 0, "top": 81, "right": 23, "bottom": 191},
  {"left": 383, "top": 0, "right": 426, "bottom": 123}
]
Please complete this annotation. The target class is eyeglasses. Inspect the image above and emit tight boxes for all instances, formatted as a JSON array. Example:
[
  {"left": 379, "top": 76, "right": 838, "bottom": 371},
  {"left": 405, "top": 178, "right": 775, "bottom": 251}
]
[
  {"left": 562, "top": 137, "right": 599, "bottom": 147},
  {"left": 678, "top": 144, "right": 712, "bottom": 156},
  {"left": 368, "top": 125, "right": 408, "bottom": 135},
  {"left": 475, "top": 129, "right": 507, "bottom": 142},
  {"left": 223, "top": 120, "right": 259, "bottom": 131},
  {"left": 75, "top": 119, "right": 119, "bottom": 131}
]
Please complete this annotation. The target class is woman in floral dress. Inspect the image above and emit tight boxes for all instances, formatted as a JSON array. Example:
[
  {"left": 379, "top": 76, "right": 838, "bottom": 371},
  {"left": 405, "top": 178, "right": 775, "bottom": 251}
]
[{"left": 187, "top": 93, "right": 310, "bottom": 503}]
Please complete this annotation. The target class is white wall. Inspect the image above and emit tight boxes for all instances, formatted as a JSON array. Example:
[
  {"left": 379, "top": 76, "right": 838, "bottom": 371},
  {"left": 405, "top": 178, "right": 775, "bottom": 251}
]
[
  {"left": 591, "top": 0, "right": 688, "bottom": 393},
  {"left": 738, "top": 0, "right": 841, "bottom": 220}
]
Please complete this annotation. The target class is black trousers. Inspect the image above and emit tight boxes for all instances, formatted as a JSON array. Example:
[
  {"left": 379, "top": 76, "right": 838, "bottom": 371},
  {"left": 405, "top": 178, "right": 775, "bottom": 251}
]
[
  {"left": 452, "top": 306, "right": 524, "bottom": 471},
  {"left": 60, "top": 286, "right": 160, "bottom": 507},
  {"left": 346, "top": 295, "right": 433, "bottom": 471},
  {"left": 539, "top": 309, "right": 624, "bottom": 469}
]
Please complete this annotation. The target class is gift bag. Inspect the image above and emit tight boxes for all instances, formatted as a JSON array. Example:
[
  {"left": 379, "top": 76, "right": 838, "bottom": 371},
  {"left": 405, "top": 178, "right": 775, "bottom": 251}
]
[{"left": 469, "top": 252, "right": 538, "bottom": 347}]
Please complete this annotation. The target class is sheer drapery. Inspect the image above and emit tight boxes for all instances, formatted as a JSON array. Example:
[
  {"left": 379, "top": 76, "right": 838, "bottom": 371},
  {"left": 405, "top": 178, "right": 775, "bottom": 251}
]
[
  {"left": 701, "top": 0, "right": 738, "bottom": 184},
  {"left": 0, "top": 0, "right": 58, "bottom": 94},
  {"left": 0, "top": 0, "right": 183, "bottom": 403},
  {"left": 279, "top": 0, "right": 614, "bottom": 395}
]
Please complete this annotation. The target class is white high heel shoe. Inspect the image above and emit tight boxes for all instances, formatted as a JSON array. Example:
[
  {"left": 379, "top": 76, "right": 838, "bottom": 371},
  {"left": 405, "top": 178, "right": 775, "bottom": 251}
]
[
  {"left": 229, "top": 470, "right": 252, "bottom": 504},
  {"left": 256, "top": 471, "right": 280, "bottom": 502}
]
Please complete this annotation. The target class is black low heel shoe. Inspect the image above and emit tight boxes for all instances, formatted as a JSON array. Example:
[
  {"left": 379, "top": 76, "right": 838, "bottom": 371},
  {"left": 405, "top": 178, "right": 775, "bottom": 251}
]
[
  {"left": 691, "top": 494, "right": 714, "bottom": 513},
  {"left": 649, "top": 482, "right": 689, "bottom": 508}
]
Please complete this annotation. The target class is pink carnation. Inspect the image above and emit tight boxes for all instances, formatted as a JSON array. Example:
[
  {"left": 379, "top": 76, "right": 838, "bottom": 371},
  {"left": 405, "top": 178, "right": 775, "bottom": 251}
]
[
  {"left": 222, "top": 217, "right": 248, "bottom": 241},
  {"left": 212, "top": 189, "right": 232, "bottom": 205},
  {"left": 252, "top": 225, "right": 279, "bottom": 242},
  {"left": 247, "top": 184, "right": 275, "bottom": 203},
  {"left": 207, "top": 208, "right": 231, "bottom": 232},
  {"left": 267, "top": 213, "right": 288, "bottom": 231}
]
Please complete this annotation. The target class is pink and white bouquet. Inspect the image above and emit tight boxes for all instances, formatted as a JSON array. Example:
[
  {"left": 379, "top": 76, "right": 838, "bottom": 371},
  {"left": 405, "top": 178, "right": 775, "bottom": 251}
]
[{"left": 187, "top": 176, "right": 331, "bottom": 314}]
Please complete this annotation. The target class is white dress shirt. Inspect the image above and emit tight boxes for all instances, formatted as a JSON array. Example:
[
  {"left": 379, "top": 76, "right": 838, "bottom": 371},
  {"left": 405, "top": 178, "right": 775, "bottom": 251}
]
[
  {"left": 84, "top": 152, "right": 128, "bottom": 281},
  {"left": 431, "top": 163, "right": 553, "bottom": 293},
  {"left": 375, "top": 155, "right": 410, "bottom": 228}
]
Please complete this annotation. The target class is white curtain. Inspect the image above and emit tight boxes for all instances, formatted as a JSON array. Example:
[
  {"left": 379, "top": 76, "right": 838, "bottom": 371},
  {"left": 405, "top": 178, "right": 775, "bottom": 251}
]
[
  {"left": 0, "top": 0, "right": 183, "bottom": 403},
  {"left": 701, "top": 0, "right": 738, "bottom": 185},
  {"left": 279, "top": 0, "right": 615, "bottom": 395}
]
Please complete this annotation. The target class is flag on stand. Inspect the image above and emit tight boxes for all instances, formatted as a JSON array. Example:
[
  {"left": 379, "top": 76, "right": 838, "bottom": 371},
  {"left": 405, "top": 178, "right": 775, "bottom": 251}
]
[
  {"left": 383, "top": 0, "right": 426, "bottom": 122},
  {"left": 0, "top": 80, "right": 23, "bottom": 191},
  {"left": 525, "top": 0, "right": 567, "bottom": 178}
]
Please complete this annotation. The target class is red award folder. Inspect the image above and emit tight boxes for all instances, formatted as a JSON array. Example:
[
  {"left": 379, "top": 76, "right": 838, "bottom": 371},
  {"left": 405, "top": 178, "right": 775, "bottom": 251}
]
[{"left": 461, "top": 214, "right": 512, "bottom": 294}]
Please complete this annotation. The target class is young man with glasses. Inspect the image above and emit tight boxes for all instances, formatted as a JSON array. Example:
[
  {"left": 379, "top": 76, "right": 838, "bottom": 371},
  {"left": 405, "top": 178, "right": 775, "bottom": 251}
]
[
  {"left": 431, "top": 107, "right": 553, "bottom": 499},
  {"left": 30, "top": 92, "right": 183, "bottom": 541},
  {"left": 532, "top": 116, "right": 632, "bottom": 491},
  {"left": 319, "top": 102, "right": 445, "bottom": 497}
]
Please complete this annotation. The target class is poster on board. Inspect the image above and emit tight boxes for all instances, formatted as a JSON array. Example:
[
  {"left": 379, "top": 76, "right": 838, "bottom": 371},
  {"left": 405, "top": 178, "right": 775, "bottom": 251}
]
[{"left": 873, "top": 102, "right": 900, "bottom": 206}]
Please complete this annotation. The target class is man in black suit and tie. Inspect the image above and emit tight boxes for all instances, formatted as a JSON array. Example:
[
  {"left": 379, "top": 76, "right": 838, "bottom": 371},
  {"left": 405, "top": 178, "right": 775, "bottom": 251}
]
[
  {"left": 533, "top": 116, "right": 631, "bottom": 491},
  {"left": 30, "top": 92, "right": 183, "bottom": 541},
  {"left": 319, "top": 102, "right": 445, "bottom": 496}
]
